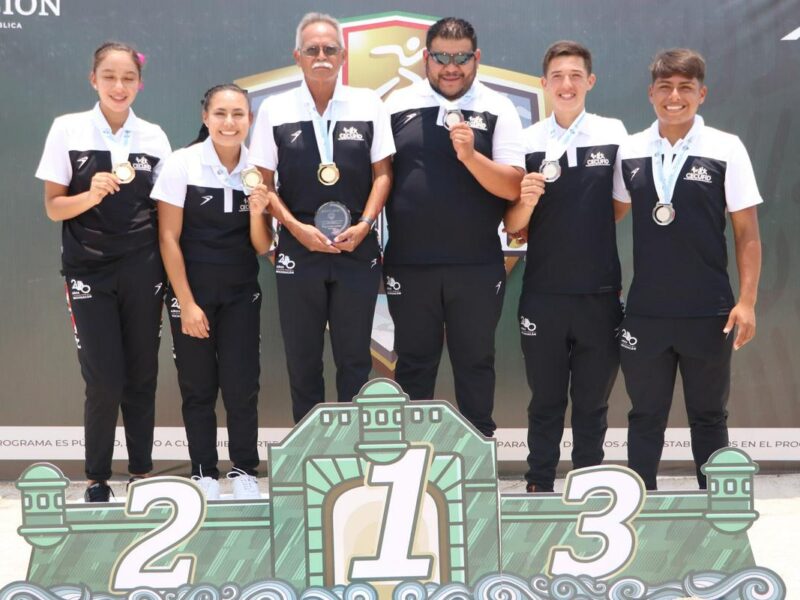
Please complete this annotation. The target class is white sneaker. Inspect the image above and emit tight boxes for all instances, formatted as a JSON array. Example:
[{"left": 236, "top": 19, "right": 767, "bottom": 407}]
[
  {"left": 228, "top": 468, "right": 260, "bottom": 500},
  {"left": 192, "top": 475, "right": 220, "bottom": 501}
]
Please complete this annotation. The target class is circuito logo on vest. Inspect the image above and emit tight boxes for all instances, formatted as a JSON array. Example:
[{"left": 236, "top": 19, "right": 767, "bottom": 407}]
[
  {"left": 467, "top": 115, "right": 488, "bottom": 131},
  {"left": 586, "top": 151, "right": 611, "bottom": 167},
  {"left": 620, "top": 328, "right": 638, "bottom": 351},
  {"left": 133, "top": 156, "right": 152, "bottom": 173},
  {"left": 276, "top": 253, "right": 296, "bottom": 275},
  {"left": 520, "top": 316, "right": 537, "bottom": 336},
  {"left": 684, "top": 165, "right": 712, "bottom": 183},
  {"left": 338, "top": 126, "right": 364, "bottom": 141}
]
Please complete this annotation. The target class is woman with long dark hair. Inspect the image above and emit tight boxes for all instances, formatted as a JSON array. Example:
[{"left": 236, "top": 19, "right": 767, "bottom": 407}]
[{"left": 153, "top": 84, "right": 271, "bottom": 500}]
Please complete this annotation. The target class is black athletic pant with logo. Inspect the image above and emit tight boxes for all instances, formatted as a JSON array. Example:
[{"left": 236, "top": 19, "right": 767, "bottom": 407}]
[
  {"left": 519, "top": 291, "right": 622, "bottom": 491},
  {"left": 275, "top": 236, "right": 381, "bottom": 423},
  {"left": 167, "top": 262, "right": 261, "bottom": 479},
  {"left": 65, "top": 245, "right": 164, "bottom": 482},
  {"left": 384, "top": 263, "right": 506, "bottom": 438},
  {"left": 620, "top": 315, "right": 733, "bottom": 490}
]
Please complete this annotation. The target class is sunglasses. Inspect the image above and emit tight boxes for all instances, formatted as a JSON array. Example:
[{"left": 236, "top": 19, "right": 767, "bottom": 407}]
[
  {"left": 300, "top": 44, "right": 342, "bottom": 58},
  {"left": 428, "top": 51, "right": 476, "bottom": 66}
]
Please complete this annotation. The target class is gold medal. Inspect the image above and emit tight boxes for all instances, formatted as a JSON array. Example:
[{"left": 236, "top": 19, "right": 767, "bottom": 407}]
[
  {"left": 241, "top": 167, "right": 263, "bottom": 193},
  {"left": 317, "top": 163, "right": 340, "bottom": 186},
  {"left": 113, "top": 161, "right": 135, "bottom": 184}
]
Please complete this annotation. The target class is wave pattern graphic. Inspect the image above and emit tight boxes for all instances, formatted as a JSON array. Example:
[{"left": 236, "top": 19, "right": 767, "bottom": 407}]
[{"left": 0, "top": 569, "right": 786, "bottom": 600}]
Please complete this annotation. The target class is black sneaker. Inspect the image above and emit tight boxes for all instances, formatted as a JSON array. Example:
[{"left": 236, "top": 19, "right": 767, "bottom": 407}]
[
  {"left": 126, "top": 475, "right": 145, "bottom": 492},
  {"left": 85, "top": 481, "right": 113, "bottom": 502}
]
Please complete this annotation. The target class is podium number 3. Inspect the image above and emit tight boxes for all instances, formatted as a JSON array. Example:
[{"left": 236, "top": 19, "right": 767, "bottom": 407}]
[
  {"left": 549, "top": 466, "right": 644, "bottom": 579},
  {"left": 111, "top": 478, "right": 205, "bottom": 592}
]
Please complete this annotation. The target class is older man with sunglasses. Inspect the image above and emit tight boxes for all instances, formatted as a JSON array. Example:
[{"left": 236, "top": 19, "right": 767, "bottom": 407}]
[
  {"left": 249, "top": 12, "right": 395, "bottom": 422},
  {"left": 383, "top": 17, "right": 525, "bottom": 437}
]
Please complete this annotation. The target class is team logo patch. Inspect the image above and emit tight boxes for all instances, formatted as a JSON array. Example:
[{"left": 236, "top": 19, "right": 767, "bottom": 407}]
[
  {"left": 384, "top": 276, "right": 402, "bottom": 295},
  {"left": 586, "top": 151, "right": 611, "bottom": 167},
  {"left": 76, "top": 156, "right": 89, "bottom": 169},
  {"left": 520, "top": 316, "right": 537, "bottom": 336},
  {"left": 620, "top": 328, "right": 638, "bottom": 351},
  {"left": 69, "top": 279, "right": 92, "bottom": 300},
  {"left": 684, "top": 165, "right": 713, "bottom": 183},
  {"left": 275, "top": 253, "right": 296, "bottom": 275},
  {"left": 467, "top": 115, "right": 488, "bottom": 131},
  {"left": 133, "top": 156, "right": 152, "bottom": 172},
  {"left": 338, "top": 126, "right": 364, "bottom": 141},
  {"left": 289, "top": 130, "right": 302, "bottom": 143}
]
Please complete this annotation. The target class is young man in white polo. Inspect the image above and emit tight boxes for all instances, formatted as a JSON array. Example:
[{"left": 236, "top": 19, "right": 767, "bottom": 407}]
[{"left": 617, "top": 48, "right": 762, "bottom": 490}]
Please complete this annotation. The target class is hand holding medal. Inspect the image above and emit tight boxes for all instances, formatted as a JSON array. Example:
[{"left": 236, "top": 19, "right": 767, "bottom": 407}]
[
  {"left": 88, "top": 171, "right": 121, "bottom": 204},
  {"left": 246, "top": 183, "right": 271, "bottom": 216},
  {"left": 520, "top": 171, "right": 546, "bottom": 209},
  {"left": 449, "top": 119, "right": 475, "bottom": 162}
]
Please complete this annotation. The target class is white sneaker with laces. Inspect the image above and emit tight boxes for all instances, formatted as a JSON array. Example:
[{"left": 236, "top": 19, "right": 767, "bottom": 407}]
[
  {"left": 228, "top": 467, "right": 260, "bottom": 500},
  {"left": 192, "top": 475, "right": 220, "bottom": 501}
]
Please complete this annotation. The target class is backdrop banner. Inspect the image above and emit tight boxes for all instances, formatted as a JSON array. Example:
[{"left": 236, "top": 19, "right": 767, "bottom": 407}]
[{"left": 0, "top": 1, "right": 798, "bottom": 476}]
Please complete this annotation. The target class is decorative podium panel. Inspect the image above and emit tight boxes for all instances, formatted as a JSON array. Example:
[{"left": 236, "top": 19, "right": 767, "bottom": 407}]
[{"left": 3, "top": 379, "right": 786, "bottom": 599}]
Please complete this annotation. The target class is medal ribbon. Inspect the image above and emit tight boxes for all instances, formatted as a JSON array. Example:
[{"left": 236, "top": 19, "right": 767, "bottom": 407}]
[
  {"left": 428, "top": 80, "right": 476, "bottom": 127},
  {"left": 91, "top": 106, "right": 133, "bottom": 165},
  {"left": 651, "top": 115, "right": 704, "bottom": 206},
  {"left": 544, "top": 110, "right": 585, "bottom": 162},
  {"left": 307, "top": 96, "right": 336, "bottom": 166}
]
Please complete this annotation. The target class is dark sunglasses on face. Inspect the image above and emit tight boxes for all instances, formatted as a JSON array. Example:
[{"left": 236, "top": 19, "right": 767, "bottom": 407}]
[
  {"left": 300, "top": 44, "right": 342, "bottom": 57},
  {"left": 428, "top": 51, "right": 476, "bottom": 66}
]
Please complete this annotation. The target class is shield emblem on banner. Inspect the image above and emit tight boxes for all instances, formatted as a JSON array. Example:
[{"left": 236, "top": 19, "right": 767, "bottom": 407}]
[{"left": 236, "top": 13, "right": 547, "bottom": 374}]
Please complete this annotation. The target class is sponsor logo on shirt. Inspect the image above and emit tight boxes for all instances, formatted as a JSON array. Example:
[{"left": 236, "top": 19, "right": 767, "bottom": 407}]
[
  {"left": 520, "top": 316, "right": 537, "bottom": 336},
  {"left": 76, "top": 156, "right": 89, "bottom": 169},
  {"left": 338, "top": 126, "right": 364, "bottom": 141},
  {"left": 586, "top": 151, "right": 611, "bottom": 167},
  {"left": 289, "top": 130, "right": 302, "bottom": 143},
  {"left": 384, "top": 275, "right": 402, "bottom": 295},
  {"left": 495, "top": 280, "right": 503, "bottom": 295},
  {"left": 239, "top": 199, "right": 250, "bottom": 213},
  {"left": 252, "top": 292, "right": 261, "bottom": 303},
  {"left": 275, "top": 253, "right": 296, "bottom": 275},
  {"left": 133, "top": 156, "right": 152, "bottom": 172},
  {"left": 69, "top": 279, "right": 92, "bottom": 300},
  {"left": 630, "top": 167, "right": 640, "bottom": 180},
  {"left": 370, "top": 258, "right": 378, "bottom": 269},
  {"left": 200, "top": 195, "right": 213, "bottom": 206},
  {"left": 154, "top": 283, "right": 163, "bottom": 296},
  {"left": 402, "top": 112, "right": 418, "bottom": 124},
  {"left": 467, "top": 115, "right": 488, "bottom": 131},
  {"left": 620, "top": 328, "right": 638, "bottom": 351},
  {"left": 684, "top": 165, "right": 712, "bottom": 183}
]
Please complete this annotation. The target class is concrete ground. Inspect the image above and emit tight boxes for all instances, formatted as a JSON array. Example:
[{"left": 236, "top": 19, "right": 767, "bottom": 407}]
[{"left": 2, "top": 474, "right": 798, "bottom": 597}]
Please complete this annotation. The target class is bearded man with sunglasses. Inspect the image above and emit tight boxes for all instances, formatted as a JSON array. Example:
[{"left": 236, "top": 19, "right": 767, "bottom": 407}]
[
  {"left": 383, "top": 17, "right": 525, "bottom": 437},
  {"left": 250, "top": 12, "right": 395, "bottom": 422}
]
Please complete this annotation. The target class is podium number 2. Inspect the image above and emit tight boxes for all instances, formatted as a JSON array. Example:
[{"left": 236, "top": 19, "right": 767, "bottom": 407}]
[
  {"left": 111, "top": 478, "right": 205, "bottom": 592},
  {"left": 549, "top": 466, "right": 644, "bottom": 579}
]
